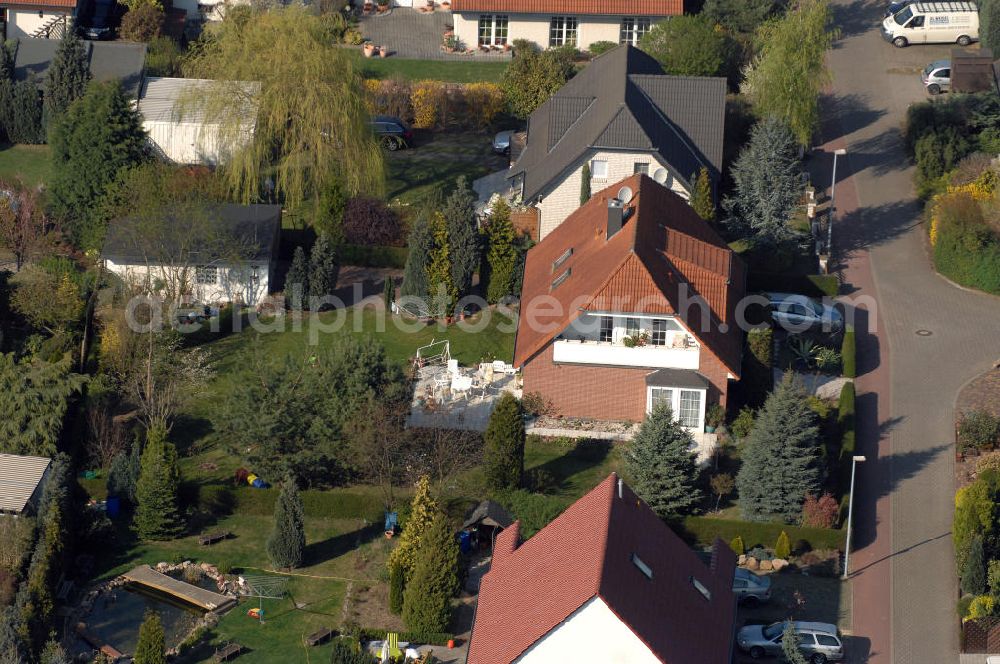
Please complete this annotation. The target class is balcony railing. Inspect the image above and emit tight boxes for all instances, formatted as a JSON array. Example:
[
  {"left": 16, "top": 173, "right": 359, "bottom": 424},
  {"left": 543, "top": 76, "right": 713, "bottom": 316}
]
[{"left": 552, "top": 337, "right": 700, "bottom": 369}]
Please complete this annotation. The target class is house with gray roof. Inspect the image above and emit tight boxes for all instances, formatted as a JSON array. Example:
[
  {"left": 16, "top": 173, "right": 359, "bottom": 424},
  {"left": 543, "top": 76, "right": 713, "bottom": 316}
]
[
  {"left": 509, "top": 45, "right": 726, "bottom": 240},
  {"left": 13, "top": 36, "right": 147, "bottom": 98},
  {"left": 0, "top": 454, "right": 52, "bottom": 516}
]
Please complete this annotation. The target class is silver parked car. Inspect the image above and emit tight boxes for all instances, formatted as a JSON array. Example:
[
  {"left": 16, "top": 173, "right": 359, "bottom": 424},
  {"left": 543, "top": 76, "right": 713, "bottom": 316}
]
[
  {"left": 737, "top": 621, "right": 845, "bottom": 663},
  {"left": 492, "top": 129, "right": 514, "bottom": 154},
  {"left": 733, "top": 568, "right": 772, "bottom": 607},
  {"left": 764, "top": 292, "right": 844, "bottom": 333},
  {"left": 922, "top": 59, "right": 951, "bottom": 94}
]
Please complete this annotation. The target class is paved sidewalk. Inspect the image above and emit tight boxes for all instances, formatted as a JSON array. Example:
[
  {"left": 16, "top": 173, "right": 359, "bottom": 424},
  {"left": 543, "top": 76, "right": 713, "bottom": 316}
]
[
  {"left": 358, "top": 8, "right": 511, "bottom": 60},
  {"left": 821, "top": 1, "right": 1000, "bottom": 662}
]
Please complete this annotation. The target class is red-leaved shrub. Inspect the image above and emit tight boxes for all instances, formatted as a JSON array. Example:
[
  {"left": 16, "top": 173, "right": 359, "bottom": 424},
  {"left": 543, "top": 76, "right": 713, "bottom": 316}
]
[
  {"left": 801, "top": 492, "right": 839, "bottom": 529},
  {"left": 342, "top": 197, "right": 403, "bottom": 246}
]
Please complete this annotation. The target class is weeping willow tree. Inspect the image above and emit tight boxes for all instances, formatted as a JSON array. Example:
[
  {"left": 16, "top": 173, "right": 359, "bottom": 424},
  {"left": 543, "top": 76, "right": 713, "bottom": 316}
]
[
  {"left": 740, "top": 0, "right": 839, "bottom": 147},
  {"left": 182, "top": 5, "right": 384, "bottom": 211}
]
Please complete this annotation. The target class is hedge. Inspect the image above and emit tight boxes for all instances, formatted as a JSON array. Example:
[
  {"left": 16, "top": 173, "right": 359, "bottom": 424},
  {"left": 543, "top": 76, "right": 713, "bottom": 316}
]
[
  {"left": 742, "top": 327, "right": 773, "bottom": 408},
  {"left": 747, "top": 272, "right": 840, "bottom": 298},
  {"left": 490, "top": 489, "right": 570, "bottom": 538},
  {"left": 339, "top": 244, "right": 409, "bottom": 269},
  {"left": 682, "top": 516, "right": 845, "bottom": 552},
  {"left": 357, "top": 629, "right": 453, "bottom": 646},
  {"left": 198, "top": 485, "right": 384, "bottom": 522},
  {"left": 837, "top": 380, "right": 857, "bottom": 494},
  {"left": 841, "top": 325, "right": 856, "bottom": 378}
]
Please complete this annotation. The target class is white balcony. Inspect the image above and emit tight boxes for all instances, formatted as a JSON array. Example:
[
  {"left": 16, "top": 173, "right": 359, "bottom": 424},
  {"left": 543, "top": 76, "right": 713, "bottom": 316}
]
[{"left": 552, "top": 338, "right": 700, "bottom": 369}]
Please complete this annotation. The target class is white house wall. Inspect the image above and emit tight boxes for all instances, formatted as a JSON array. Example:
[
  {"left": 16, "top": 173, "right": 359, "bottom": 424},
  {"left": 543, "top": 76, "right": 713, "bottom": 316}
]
[
  {"left": 104, "top": 259, "right": 270, "bottom": 306},
  {"left": 453, "top": 13, "right": 671, "bottom": 51},
  {"left": 514, "top": 596, "right": 661, "bottom": 664},
  {"left": 7, "top": 9, "right": 67, "bottom": 39},
  {"left": 536, "top": 150, "right": 690, "bottom": 239}
]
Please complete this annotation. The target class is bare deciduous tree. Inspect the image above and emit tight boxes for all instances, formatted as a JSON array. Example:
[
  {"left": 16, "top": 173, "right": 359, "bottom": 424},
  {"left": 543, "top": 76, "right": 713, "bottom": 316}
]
[
  {"left": 348, "top": 400, "right": 406, "bottom": 510},
  {"left": 86, "top": 405, "right": 129, "bottom": 469},
  {"left": 0, "top": 178, "right": 56, "bottom": 270}
]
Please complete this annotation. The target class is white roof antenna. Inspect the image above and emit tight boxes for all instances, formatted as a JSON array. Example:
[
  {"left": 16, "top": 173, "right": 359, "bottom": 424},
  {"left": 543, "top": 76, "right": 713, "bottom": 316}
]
[{"left": 617, "top": 185, "right": 634, "bottom": 206}]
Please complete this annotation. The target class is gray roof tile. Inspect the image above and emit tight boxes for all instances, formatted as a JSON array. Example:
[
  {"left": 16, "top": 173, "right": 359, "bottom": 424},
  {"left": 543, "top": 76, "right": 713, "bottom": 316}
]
[{"left": 13, "top": 37, "right": 146, "bottom": 98}]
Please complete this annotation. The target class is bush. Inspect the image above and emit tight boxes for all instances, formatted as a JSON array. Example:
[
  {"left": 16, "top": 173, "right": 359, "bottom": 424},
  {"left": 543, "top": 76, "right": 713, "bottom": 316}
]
[
  {"left": 747, "top": 546, "right": 772, "bottom": 561},
  {"left": 797, "top": 549, "right": 842, "bottom": 577},
  {"left": 774, "top": 530, "right": 791, "bottom": 559},
  {"left": 523, "top": 467, "right": 558, "bottom": 494},
  {"left": 729, "top": 534, "right": 745, "bottom": 554},
  {"left": 959, "top": 411, "right": 1000, "bottom": 452},
  {"left": 841, "top": 326, "right": 856, "bottom": 378},
  {"left": 792, "top": 538, "right": 812, "bottom": 555},
  {"left": 730, "top": 406, "right": 755, "bottom": 440},
  {"left": 491, "top": 489, "right": 568, "bottom": 538},
  {"left": 934, "top": 223, "right": 1000, "bottom": 294},
  {"left": 837, "top": 381, "right": 856, "bottom": 491},
  {"left": 743, "top": 328, "right": 773, "bottom": 408},
  {"left": 968, "top": 595, "right": 996, "bottom": 620},
  {"left": 958, "top": 594, "right": 975, "bottom": 619},
  {"left": 120, "top": 4, "right": 164, "bottom": 41},
  {"left": 585, "top": 40, "right": 616, "bottom": 57},
  {"left": 389, "top": 563, "right": 404, "bottom": 615},
  {"left": 977, "top": 451, "right": 1000, "bottom": 474},
  {"left": 682, "top": 516, "right": 844, "bottom": 552},
  {"left": 801, "top": 493, "right": 839, "bottom": 529},
  {"left": 338, "top": 244, "right": 409, "bottom": 269},
  {"left": 342, "top": 198, "right": 403, "bottom": 246},
  {"left": 462, "top": 82, "right": 504, "bottom": 129},
  {"left": 521, "top": 392, "right": 555, "bottom": 417},
  {"left": 412, "top": 80, "right": 446, "bottom": 129}
]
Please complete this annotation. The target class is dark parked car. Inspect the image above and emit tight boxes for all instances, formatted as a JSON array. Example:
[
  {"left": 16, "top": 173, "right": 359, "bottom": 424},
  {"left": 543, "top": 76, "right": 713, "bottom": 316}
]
[
  {"left": 76, "top": 0, "right": 117, "bottom": 40},
  {"left": 371, "top": 115, "right": 412, "bottom": 151},
  {"left": 884, "top": 0, "right": 910, "bottom": 16}
]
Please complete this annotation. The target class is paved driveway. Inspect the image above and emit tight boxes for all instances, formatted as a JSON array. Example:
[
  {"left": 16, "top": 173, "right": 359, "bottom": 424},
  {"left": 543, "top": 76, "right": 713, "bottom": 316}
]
[{"left": 821, "top": 2, "right": 1000, "bottom": 663}]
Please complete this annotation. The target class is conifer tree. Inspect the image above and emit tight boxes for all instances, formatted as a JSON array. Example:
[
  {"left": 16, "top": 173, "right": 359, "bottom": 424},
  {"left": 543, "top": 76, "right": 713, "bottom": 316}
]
[
  {"left": 133, "top": 610, "right": 166, "bottom": 664},
  {"left": 442, "top": 177, "right": 479, "bottom": 299},
  {"left": 781, "top": 622, "right": 809, "bottom": 664},
  {"left": 0, "top": 42, "right": 14, "bottom": 82},
  {"left": 624, "top": 403, "right": 702, "bottom": 522},
  {"left": 388, "top": 562, "right": 405, "bottom": 614},
  {"left": 426, "top": 212, "right": 456, "bottom": 317},
  {"left": 308, "top": 232, "right": 339, "bottom": 301},
  {"left": 737, "top": 376, "right": 822, "bottom": 523},
  {"left": 134, "top": 425, "right": 183, "bottom": 540},
  {"left": 485, "top": 201, "right": 518, "bottom": 304},
  {"left": 483, "top": 393, "right": 525, "bottom": 492},
  {"left": 267, "top": 476, "right": 306, "bottom": 569},
  {"left": 43, "top": 30, "right": 91, "bottom": 128},
  {"left": 580, "top": 163, "right": 591, "bottom": 206},
  {"left": 382, "top": 275, "right": 394, "bottom": 312},
  {"left": 963, "top": 535, "right": 987, "bottom": 596},
  {"left": 691, "top": 167, "right": 715, "bottom": 221},
  {"left": 402, "top": 511, "right": 459, "bottom": 633},
  {"left": 400, "top": 215, "right": 432, "bottom": 303},
  {"left": 285, "top": 245, "right": 309, "bottom": 310},
  {"left": 387, "top": 476, "right": 439, "bottom": 578}
]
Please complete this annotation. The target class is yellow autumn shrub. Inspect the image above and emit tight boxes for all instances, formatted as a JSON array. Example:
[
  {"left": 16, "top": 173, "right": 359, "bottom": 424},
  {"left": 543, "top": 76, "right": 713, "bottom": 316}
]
[
  {"left": 412, "top": 80, "right": 446, "bottom": 129},
  {"left": 463, "top": 82, "right": 504, "bottom": 129}
]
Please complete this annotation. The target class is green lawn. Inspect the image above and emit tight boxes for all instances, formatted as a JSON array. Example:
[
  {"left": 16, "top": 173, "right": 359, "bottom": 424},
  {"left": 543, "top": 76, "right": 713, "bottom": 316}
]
[
  {"left": 0, "top": 144, "right": 52, "bottom": 186},
  {"left": 385, "top": 130, "right": 506, "bottom": 206},
  {"left": 350, "top": 53, "right": 508, "bottom": 83}
]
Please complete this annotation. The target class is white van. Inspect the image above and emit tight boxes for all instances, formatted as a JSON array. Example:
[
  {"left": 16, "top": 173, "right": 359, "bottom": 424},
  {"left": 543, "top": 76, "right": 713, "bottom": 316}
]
[{"left": 881, "top": 1, "right": 979, "bottom": 47}]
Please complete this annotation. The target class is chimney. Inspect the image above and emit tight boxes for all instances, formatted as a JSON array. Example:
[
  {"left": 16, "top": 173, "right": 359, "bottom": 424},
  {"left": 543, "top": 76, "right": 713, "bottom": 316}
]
[
  {"left": 607, "top": 198, "right": 624, "bottom": 239},
  {"left": 492, "top": 520, "right": 521, "bottom": 567}
]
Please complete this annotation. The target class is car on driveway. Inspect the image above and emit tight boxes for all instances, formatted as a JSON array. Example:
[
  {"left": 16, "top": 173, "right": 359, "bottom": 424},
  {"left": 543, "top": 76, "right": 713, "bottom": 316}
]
[
  {"left": 884, "top": 0, "right": 910, "bottom": 16},
  {"left": 733, "top": 568, "right": 772, "bottom": 607},
  {"left": 492, "top": 129, "right": 514, "bottom": 154},
  {"left": 76, "top": 0, "right": 117, "bottom": 40},
  {"left": 922, "top": 59, "right": 951, "bottom": 94},
  {"left": 764, "top": 292, "right": 843, "bottom": 333},
  {"left": 737, "top": 621, "right": 844, "bottom": 663},
  {"left": 371, "top": 115, "right": 412, "bottom": 151}
]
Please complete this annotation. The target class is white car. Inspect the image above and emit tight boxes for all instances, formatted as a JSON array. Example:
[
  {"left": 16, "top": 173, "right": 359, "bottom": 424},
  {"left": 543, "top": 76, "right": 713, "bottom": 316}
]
[
  {"left": 492, "top": 130, "right": 514, "bottom": 154},
  {"left": 764, "top": 292, "right": 844, "bottom": 333}
]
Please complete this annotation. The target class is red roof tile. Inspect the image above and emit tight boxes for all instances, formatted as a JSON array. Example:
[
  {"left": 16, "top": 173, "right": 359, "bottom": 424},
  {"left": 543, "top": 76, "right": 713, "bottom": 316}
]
[
  {"left": 3, "top": 0, "right": 76, "bottom": 8},
  {"left": 450, "top": 0, "right": 682, "bottom": 15},
  {"left": 512, "top": 174, "right": 746, "bottom": 373},
  {"left": 467, "top": 474, "right": 737, "bottom": 664}
]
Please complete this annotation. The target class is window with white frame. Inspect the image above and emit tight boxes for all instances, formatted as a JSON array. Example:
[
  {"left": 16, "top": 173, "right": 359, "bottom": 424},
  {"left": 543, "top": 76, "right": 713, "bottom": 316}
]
[
  {"left": 678, "top": 390, "right": 702, "bottom": 428},
  {"left": 549, "top": 16, "right": 577, "bottom": 47},
  {"left": 633, "top": 162, "right": 649, "bottom": 175},
  {"left": 590, "top": 159, "right": 608, "bottom": 180},
  {"left": 196, "top": 265, "right": 218, "bottom": 285},
  {"left": 650, "top": 319, "right": 667, "bottom": 346},
  {"left": 599, "top": 315, "right": 613, "bottom": 342},
  {"left": 620, "top": 17, "right": 652, "bottom": 46},
  {"left": 626, "top": 317, "right": 640, "bottom": 337},
  {"left": 649, "top": 387, "right": 673, "bottom": 412},
  {"left": 478, "top": 14, "right": 508, "bottom": 46}
]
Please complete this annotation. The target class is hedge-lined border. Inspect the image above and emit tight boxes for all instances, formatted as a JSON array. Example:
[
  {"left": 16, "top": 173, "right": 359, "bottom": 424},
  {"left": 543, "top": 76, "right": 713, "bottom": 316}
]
[{"left": 682, "top": 516, "right": 845, "bottom": 552}]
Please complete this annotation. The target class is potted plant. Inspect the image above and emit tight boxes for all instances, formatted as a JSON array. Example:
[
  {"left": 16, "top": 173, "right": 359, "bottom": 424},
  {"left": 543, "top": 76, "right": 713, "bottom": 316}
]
[
  {"left": 378, "top": 45, "right": 389, "bottom": 57},
  {"left": 441, "top": 0, "right": 449, "bottom": 7},
  {"left": 376, "top": 0, "right": 388, "bottom": 13},
  {"left": 362, "top": 0, "right": 373, "bottom": 13},
  {"left": 363, "top": 41, "right": 375, "bottom": 57},
  {"left": 705, "top": 403, "right": 725, "bottom": 434},
  {"left": 441, "top": 34, "right": 459, "bottom": 52},
  {"left": 503, "top": 42, "right": 511, "bottom": 51}
]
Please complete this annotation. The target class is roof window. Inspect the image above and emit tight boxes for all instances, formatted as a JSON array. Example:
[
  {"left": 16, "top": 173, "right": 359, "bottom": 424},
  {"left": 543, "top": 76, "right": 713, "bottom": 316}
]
[
  {"left": 551, "top": 268, "right": 571, "bottom": 290},
  {"left": 631, "top": 553, "right": 653, "bottom": 579},
  {"left": 691, "top": 576, "right": 711, "bottom": 601},
  {"left": 552, "top": 248, "right": 573, "bottom": 272}
]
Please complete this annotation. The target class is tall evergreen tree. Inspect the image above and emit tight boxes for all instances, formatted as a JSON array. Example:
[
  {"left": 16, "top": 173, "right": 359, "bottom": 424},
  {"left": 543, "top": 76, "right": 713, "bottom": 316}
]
[
  {"left": 401, "top": 511, "right": 459, "bottom": 633},
  {"left": 781, "top": 622, "right": 809, "bottom": 664},
  {"left": 387, "top": 476, "right": 439, "bottom": 579},
  {"left": 624, "top": 403, "right": 703, "bottom": 522},
  {"left": 308, "top": 232, "right": 339, "bottom": 301},
  {"left": 485, "top": 201, "right": 518, "bottom": 304},
  {"left": 382, "top": 275, "right": 394, "bottom": 312},
  {"left": 442, "top": 177, "right": 479, "bottom": 299},
  {"left": 267, "top": 476, "right": 305, "bottom": 569},
  {"left": 0, "top": 354, "right": 85, "bottom": 458},
  {"left": 400, "top": 215, "right": 432, "bottom": 303},
  {"left": 1, "top": 79, "right": 44, "bottom": 145},
  {"left": 388, "top": 561, "right": 405, "bottom": 615},
  {"left": 285, "top": 245, "right": 309, "bottom": 310},
  {"left": 984, "top": 0, "right": 1000, "bottom": 54},
  {"left": 737, "top": 376, "right": 823, "bottom": 523},
  {"left": 48, "top": 80, "right": 147, "bottom": 249},
  {"left": 0, "top": 42, "right": 14, "bottom": 82},
  {"left": 691, "top": 167, "right": 715, "bottom": 221},
  {"left": 580, "top": 163, "right": 591, "bottom": 206},
  {"left": 722, "top": 117, "right": 803, "bottom": 247},
  {"left": 483, "top": 393, "right": 525, "bottom": 492},
  {"left": 134, "top": 424, "right": 183, "bottom": 540},
  {"left": 108, "top": 432, "right": 144, "bottom": 504},
  {"left": 426, "top": 211, "right": 456, "bottom": 317},
  {"left": 43, "top": 30, "right": 91, "bottom": 128},
  {"left": 963, "top": 535, "right": 988, "bottom": 596},
  {"left": 314, "top": 181, "right": 347, "bottom": 244},
  {"left": 133, "top": 611, "right": 166, "bottom": 664}
]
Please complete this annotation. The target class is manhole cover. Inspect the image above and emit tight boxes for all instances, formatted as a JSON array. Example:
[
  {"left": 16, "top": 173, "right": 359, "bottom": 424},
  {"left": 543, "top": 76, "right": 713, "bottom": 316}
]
[{"left": 916, "top": 329, "right": 933, "bottom": 336}]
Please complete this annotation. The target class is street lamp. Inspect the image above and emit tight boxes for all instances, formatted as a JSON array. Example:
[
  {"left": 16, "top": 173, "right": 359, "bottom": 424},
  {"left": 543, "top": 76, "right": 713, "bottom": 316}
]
[
  {"left": 842, "top": 454, "right": 866, "bottom": 579},
  {"left": 827, "top": 148, "right": 847, "bottom": 255}
]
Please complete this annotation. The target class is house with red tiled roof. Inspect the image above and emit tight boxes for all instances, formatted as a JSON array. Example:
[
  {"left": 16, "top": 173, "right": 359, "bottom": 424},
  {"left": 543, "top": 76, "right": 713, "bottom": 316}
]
[
  {"left": 467, "top": 473, "right": 737, "bottom": 664},
  {"left": 1, "top": 0, "right": 75, "bottom": 39},
  {"left": 513, "top": 173, "right": 745, "bottom": 438},
  {"left": 450, "top": 0, "right": 680, "bottom": 53}
]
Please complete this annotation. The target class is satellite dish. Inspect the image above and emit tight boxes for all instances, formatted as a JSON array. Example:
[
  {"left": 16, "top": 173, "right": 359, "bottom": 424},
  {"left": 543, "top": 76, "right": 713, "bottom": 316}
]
[
  {"left": 617, "top": 186, "right": 634, "bottom": 206},
  {"left": 652, "top": 168, "right": 668, "bottom": 184}
]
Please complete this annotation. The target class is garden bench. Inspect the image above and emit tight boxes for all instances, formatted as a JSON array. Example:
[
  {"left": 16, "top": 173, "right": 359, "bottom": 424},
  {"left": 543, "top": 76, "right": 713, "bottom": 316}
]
[
  {"left": 214, "top": 642, "right": 243, "bottom": 662},
  {"left": 305, "top": 627, "right": 334, "bottom": 646},
  {"left": 199, "top": 531, "right": 230, "bottom": 546}
]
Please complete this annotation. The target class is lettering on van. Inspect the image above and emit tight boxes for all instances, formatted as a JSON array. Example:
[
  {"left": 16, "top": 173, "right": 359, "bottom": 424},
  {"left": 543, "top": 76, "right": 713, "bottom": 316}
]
[{"left": 929, "top": 15, "right": 950, "bottom": 25}]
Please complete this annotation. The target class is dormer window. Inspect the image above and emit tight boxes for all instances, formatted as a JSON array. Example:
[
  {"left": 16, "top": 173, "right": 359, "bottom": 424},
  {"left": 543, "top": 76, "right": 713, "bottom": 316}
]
[
  {"left": 631, "top": 554, "right": 653, "bottom": 579},
  {"left": 553, "top": 248, "right": 573, "bottom": 272}
]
